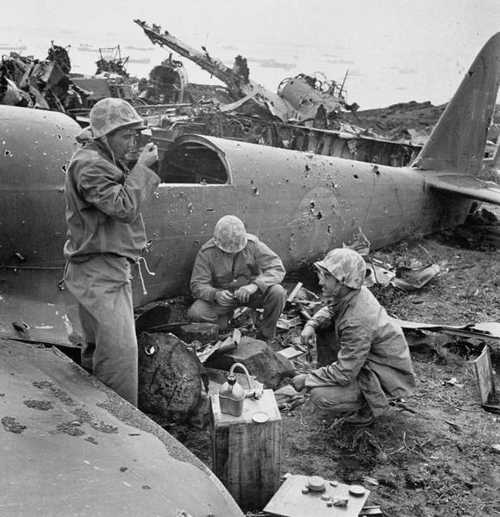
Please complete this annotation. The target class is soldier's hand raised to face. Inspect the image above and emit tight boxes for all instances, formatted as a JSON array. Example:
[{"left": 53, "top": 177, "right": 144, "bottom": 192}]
[{"left": 137, "top": 142, "right": 159, "bottom": 168}]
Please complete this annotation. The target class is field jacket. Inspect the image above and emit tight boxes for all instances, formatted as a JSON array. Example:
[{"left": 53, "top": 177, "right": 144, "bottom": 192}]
[
  {"left": 63, "top": 140, "right": 159, "bottom": 263},
  {"left": 190, "top": 234, "right": 286, "bottom": 302},
  {"left": 305, "top": 286, "right": 416, "bottom": 415}
]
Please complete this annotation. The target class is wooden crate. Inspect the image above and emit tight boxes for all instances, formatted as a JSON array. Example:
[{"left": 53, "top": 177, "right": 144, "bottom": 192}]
[{"left": 211, "top": 389, "right": 282, "bottom": 511}]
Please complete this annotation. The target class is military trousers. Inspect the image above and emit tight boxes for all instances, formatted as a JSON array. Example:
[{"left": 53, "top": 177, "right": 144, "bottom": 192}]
[
  {"left": 187, "top": 284, "right": 286, "bottom": 338},
  {"left": 64, "top": 255, "right": 138, "bottom": 406},
  {"left": 309, "top": 382, "right": 365, "bottom": 415}
]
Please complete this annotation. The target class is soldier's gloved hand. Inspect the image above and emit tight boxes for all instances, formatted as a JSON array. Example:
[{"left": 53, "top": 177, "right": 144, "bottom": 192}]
[
  {"left": 234, "top": 283, "right": 258, "bottom": 303},
  {"left": 300, "top": 324, "right": 317, "bottom": 347},
  {"left": 292, "top": 374, "right": 307, "bottom": 391},
  {"left": 214, "top": 289, "right": 235, "bottom": 307},
  {"left": 137, "top": 142, "right": 159, "bottom": 168}
]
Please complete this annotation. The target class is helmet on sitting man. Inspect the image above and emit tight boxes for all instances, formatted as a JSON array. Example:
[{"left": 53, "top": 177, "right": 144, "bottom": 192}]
[
  {"left": 314, "top": 248, "right": 366, "bottom": 289},
  {"left": 213, "top": 215, "right": 248, "bottom": 253},
  {"left": 89, "top": 98, "right": 146, "bottom": 139}
]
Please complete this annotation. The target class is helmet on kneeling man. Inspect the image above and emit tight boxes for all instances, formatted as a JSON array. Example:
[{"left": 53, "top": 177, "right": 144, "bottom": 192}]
[
  {"left": 314, "top": 248, "right": 366, "bottom": 289},
  {"left": 213, "top": 215, "right": 248, "bottom": 254}
]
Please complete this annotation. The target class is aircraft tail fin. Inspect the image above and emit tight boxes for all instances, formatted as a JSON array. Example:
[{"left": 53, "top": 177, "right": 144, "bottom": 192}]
[{"left": 413, "top": 33, "right": 500, "bottom": 177}]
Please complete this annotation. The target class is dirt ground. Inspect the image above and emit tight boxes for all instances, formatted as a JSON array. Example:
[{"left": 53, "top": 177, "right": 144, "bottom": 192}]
[{"left": 155, "top": 206, "right": 500, "bottom": 517}]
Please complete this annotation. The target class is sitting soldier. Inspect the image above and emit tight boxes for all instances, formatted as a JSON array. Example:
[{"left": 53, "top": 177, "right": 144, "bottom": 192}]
[
  {"left": 187, "top": 215, "right": 287, "bottom": 340},
  {"left": 292, "top": 248, "right": 416, "bottom": 426}
]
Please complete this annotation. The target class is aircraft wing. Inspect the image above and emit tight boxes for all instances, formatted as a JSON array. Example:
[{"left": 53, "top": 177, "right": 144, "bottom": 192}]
[
  {"left": 424, "top": 173, "right": 500, "bottom": 205},
  {"left": 0, "top": 339, "right": 244, "bottom": 516}
]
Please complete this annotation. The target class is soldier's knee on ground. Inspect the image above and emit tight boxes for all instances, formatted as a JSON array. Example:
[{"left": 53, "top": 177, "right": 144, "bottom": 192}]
[
  {"left": 187, "top": 300, "right": 217, "bottom": 323},
  {"left": 309, "top": 387, "right": 364, "bottom": 415},
  {"left": 310, "top": 388, "right": 336, "bottom": 411},
  {"left": 187, "top": 299, "right": 233, "bottom": 330}
]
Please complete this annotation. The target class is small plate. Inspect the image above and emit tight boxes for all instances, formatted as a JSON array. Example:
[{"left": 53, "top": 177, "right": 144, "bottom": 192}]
[
  {"left": 348, "top": 485, "right": 366, "bottom": 497},
  {"left": 252, "top": 411, "right": 269, "bottom": 423},
  {"left": 307, "top": 476, "right": 326, "bottom": 492}
]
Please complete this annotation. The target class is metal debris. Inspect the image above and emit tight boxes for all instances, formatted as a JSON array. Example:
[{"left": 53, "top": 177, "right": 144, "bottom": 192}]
[
  {"left": 472, "top": 345, "right": 500, "bottom": 413},
  {"left": 393, "top": 319, "right": 500, "bottom": 341}
]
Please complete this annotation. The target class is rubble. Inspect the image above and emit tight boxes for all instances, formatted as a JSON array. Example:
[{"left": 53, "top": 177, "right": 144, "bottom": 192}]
[
  {"left": 133, "top": 19, "right": 421, "bottom": 166},
  {"left": 134, "top": 19, "right": 352, "bottom": 124},
  {"left": 0, "top": 42, "right": 90, "bottom": 112},
  {"left": 0, "top": 24, "right": 427, "bottom": 167},
  {"left": 447, "top": 205, "right": 500, "bottom": 250},
  {"left": 344, "top": 229, "right": 442, "bottom": 291},
  {"left": 205, "top": 337, "right": 295, "bottom": 389}
]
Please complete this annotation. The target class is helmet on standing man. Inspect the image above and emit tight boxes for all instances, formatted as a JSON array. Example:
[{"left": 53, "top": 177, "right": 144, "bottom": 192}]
[{"left": 89, "top": 98, "right": 146, "bottom": 139}]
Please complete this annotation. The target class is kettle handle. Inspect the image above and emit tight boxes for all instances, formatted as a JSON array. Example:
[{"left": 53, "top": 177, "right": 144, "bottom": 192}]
[{"left": 229, "top": 362, "right": 253, "bottom": 389}]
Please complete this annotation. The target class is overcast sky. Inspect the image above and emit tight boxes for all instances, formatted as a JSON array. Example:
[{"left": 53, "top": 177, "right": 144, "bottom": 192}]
[{"left": 1, "top": 0, "right": 499, "bottom": 108}]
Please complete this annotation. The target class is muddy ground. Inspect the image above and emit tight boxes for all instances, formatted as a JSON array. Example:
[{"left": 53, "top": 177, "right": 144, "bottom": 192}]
[{"left": 152, "top": 206, "right": 500, "bottom": 517}]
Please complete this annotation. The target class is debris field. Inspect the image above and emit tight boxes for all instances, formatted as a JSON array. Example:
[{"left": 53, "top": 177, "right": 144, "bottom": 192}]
[{"left": 148, "top": 210, "right": 500, "bottom": 517}]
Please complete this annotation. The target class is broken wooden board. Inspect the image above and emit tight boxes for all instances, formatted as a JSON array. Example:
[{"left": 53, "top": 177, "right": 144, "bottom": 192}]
[
  {"left": 197, "top": 329, "right": 241, "bottom": 364},
  {"left": 392, "top": 318, "right": 500, "bottom": 341},
  {"left": 264, "top": 474, "right": 369, "bottom": 517},
  {"left": 472, "top": 345, "right": 500, "bottom": 413},
  {"left": 277, "top": 346, "right": 306, "bottom": 360},
  {"left": 0, "top": 339, "right": 243, "bottom": 517},
  {"left": 286, "top": 282, "right": 303, "bottom": 303}
]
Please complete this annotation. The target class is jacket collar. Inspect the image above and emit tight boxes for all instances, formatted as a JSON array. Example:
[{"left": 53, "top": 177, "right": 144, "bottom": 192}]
[
  {"left": 84, "top": 140, "right": 129, "bottom": 172},
  {"left": 326, "top": 288, "right": 360, "bottom": 319}
]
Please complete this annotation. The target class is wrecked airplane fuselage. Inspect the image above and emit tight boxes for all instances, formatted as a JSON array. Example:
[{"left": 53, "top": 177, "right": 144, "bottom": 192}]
[
  {"left": 143, "top": 134, "right": 472, "bottom": 299},
  {"left": 1, "top": 32, "right": 500, "bottom": 342},
  {"left": 0, "top": 106, "right": 471, "bottom": 317}
]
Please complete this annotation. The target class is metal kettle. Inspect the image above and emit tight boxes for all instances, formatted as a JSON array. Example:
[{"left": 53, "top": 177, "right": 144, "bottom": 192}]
[{"left": 219, "top": 362, "right": 253, "bottom": 417}]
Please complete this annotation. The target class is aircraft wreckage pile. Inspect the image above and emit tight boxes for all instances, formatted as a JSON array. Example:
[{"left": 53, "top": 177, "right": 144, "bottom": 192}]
[{"left": 0, "top": 20, "right": 425, "bottom": 167}]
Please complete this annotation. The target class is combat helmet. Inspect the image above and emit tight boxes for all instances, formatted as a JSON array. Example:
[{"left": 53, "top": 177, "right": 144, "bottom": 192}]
[
  {"left": 213, "top": 215, "right": 248, "bottom": 253},
  {"left": 314, "top": 248, "right": 366, "bottom": 289},
  {"left": 89, "top": 98, "right": 146, "bottom": 139}
]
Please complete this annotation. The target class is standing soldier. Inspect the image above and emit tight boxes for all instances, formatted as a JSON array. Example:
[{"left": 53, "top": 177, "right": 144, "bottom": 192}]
[{"left": 63, "top": 98, "right": 160, "bottom": 406}]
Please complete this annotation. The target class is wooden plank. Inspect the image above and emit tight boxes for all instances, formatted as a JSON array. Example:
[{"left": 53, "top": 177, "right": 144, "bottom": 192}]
[
  {"left": 277, "top": 346, "right": 305, "bottom": 360},
  {"left": 211, "top": 389, "right": 282, "bottom": 511},
  {"left": 264, "top": 474, "right": 369, "bottom": 517}
]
